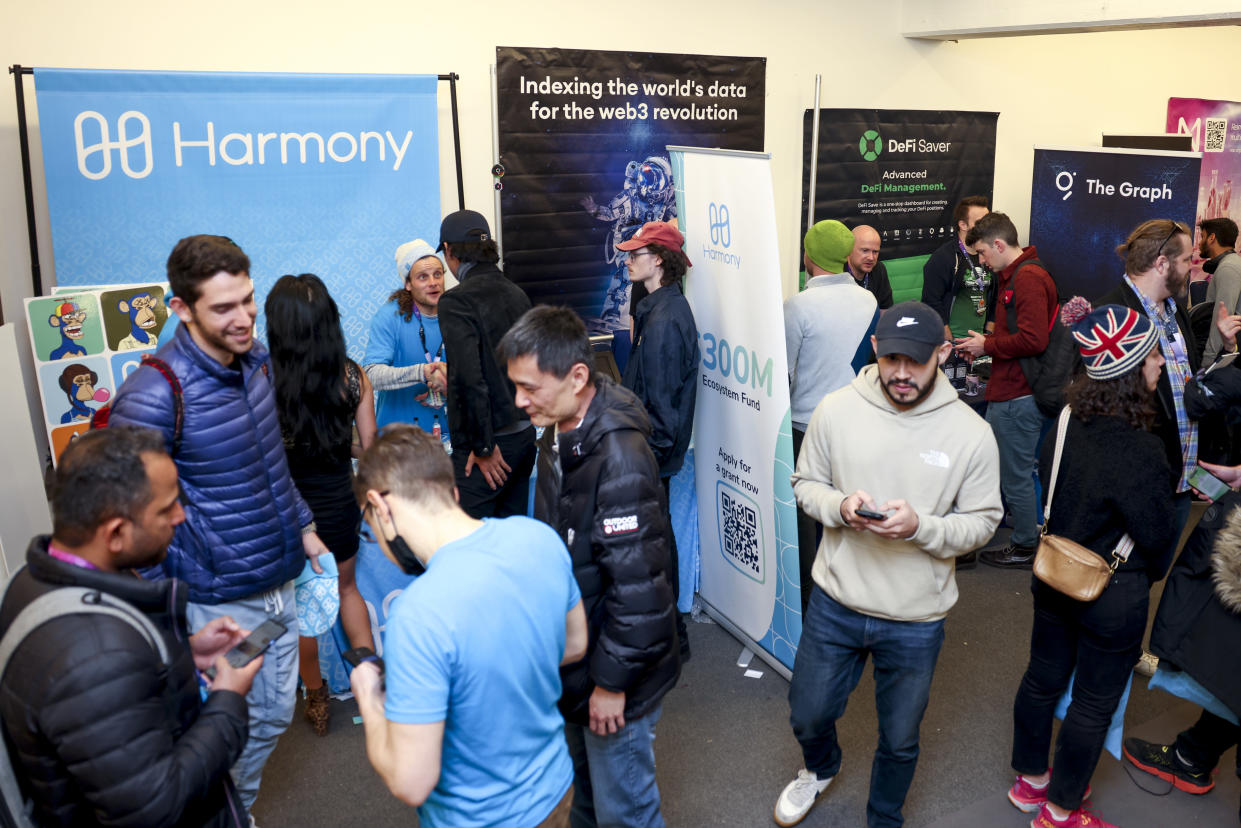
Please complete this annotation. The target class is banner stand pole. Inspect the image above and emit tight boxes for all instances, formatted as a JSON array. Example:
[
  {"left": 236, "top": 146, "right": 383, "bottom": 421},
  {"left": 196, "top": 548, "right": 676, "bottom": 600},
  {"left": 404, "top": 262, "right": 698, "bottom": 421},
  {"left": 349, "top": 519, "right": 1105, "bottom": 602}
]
[
  {"left": 700, "top": 598, "right": 792, "bottom": 682},
  {"left": 489, "top": 64, "right": 502, "bottom": 256},
  {"left": 805, "top": 74, "right": 822, "bottom": 231},
  {"left": 8, "top": 67, "right": 467, "bottom": 297},
  {"left": 8, "top": 65, "right": 41, "bottom": 305}
]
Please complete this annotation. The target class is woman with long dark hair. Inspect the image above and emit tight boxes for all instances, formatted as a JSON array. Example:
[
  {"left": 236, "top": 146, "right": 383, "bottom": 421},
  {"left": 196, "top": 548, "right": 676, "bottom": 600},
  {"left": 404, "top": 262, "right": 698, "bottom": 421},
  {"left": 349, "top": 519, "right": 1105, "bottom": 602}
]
[
  {"left": 265, "top": 273, "right": 377, "bottom": 736},
  {"left": 1003, "top": 300, "right": 1177, "bottom": 828}
]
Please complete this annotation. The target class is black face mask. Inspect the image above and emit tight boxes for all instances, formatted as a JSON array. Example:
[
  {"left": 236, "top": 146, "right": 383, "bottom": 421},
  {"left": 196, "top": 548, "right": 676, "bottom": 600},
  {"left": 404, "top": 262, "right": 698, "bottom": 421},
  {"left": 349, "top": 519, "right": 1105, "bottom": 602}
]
[{"left": 386, "top": 531, "right": 426, "bottom": 577}]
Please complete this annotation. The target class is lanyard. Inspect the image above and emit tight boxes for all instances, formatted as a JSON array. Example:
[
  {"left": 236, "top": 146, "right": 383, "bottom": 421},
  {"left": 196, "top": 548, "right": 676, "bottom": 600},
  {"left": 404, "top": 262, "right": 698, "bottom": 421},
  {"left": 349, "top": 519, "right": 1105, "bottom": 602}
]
[
  {"left": 412, "top": 305, "right": 444, "bottom": 364},
  {"left": 48, "top": 543, "right": 98, "bottom": 570},
  {"left": 957, "top": 238, "right": 988, "bottom": 290}
]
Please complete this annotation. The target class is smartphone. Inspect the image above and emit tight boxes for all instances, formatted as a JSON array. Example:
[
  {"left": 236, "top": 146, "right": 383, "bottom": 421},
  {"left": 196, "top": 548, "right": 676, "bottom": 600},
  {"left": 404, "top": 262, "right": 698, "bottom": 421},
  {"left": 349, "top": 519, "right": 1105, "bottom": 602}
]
[
  {"left": 342, "top": 646, "right": 385, "bottom": 674},
  {"left": 855, "top": 506, "right": 888, "bottom": 521},
  {"left": 202, "top": 618, "right": 286, "bottom": 681},
  {"left": 1188, "top": 463, "right": 1232, "bottom": 501}
]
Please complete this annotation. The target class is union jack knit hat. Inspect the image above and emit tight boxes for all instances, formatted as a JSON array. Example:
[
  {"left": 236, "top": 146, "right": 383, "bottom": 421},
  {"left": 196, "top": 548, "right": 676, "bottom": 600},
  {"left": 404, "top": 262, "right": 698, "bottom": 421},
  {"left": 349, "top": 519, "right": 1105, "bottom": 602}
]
[{"left": 1062, "top": 297, "right": 1159, "bottom": 381}]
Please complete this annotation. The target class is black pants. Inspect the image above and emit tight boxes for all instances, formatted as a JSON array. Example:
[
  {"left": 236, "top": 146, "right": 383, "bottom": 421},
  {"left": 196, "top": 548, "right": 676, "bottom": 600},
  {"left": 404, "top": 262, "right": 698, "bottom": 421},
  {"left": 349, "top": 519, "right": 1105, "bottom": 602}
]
[
  {"left": 1175, "top": 708, "right": 1241, "bottom": 771},
  {"left": 453, "top": 426, "right": 536, "bottom": 519},
  {"left": 1012, "top": 571, "right": 1150, "bottom": 810},
  {"left": 792, "top": 426, "right": 821, "bottom": 616}
]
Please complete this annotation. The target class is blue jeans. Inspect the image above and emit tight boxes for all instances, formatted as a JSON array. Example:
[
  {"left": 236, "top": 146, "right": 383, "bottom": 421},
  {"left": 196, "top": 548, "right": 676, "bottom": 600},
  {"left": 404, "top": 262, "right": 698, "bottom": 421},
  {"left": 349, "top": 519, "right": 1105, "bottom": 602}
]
[
  {"left": 789, "top": 588, "right": 945, "bottom": 828},
  {"left": 564, "top": 703, "right": 664, "bottom": 828},
  {"left": 986, "top": 396, "right": 1047, "bottom": 547},
  {"left": 188, "top": 581, "right": 299, "bottom": 813}
]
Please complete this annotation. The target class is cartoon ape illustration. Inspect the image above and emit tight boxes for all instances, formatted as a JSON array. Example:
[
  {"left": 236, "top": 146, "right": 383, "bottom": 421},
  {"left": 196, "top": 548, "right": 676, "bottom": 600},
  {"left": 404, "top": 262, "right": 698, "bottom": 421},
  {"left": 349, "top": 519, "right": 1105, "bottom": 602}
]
[
  {"left": 115, "top": 291, "right": 161, "bottom": 350},
  {"left": 58, "top": 363, "right": 110, "bottom": 424},
  {"left": 48, "top": 301, "right": 89, "bottom": 360}
]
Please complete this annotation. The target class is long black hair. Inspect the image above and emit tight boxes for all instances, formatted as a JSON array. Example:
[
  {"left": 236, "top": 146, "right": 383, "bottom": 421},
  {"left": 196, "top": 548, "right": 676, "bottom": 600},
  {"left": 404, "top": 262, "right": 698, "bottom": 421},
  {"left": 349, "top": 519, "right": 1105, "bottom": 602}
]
[{"left": 264, "top": 274, "right": 353, "bottom": 456}]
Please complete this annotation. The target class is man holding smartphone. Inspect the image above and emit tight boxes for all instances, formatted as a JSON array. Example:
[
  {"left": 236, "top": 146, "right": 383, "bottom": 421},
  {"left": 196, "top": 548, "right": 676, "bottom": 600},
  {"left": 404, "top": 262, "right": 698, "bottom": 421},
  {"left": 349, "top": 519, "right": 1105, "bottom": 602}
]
[
  {"left": 0, "top": 427, "right": 261, "bottom": 827},
  {"left": 350, "top": 426, "right": 587, "bottom": 827},
  {"left": 774, "top": 302, "right": 1001, "bottom": 827}
]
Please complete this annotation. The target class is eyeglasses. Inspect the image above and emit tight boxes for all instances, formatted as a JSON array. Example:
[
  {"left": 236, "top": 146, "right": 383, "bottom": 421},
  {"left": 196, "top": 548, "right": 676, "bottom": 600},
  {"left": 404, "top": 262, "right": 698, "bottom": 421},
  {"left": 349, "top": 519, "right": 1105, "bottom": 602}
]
[
  {"left": 1154, "top": 221, "right": 1188, "bottom": 259},
  {"left": 628, "top": 251, "right": 657, "bottom": 259}
]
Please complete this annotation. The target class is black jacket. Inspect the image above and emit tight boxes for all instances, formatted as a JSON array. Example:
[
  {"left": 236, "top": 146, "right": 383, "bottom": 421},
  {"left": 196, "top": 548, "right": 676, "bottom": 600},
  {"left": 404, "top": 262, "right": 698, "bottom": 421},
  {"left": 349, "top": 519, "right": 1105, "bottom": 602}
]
[
  {"left": 438, "top": 261, "right": 532, "bottom": 456},
  {"left": 1151, "top": 492, "right": 1241, "bottom": 718},
  {"left": 848, "top": 261, "right": 893, "bottom": 310},
  {"left": 534, "top": 378, "right": 680, "bottom": 724},
  {"left": 622, "top": 282, "right": 699, "bottom": 477},
  {"left": 1097, "top": 281, "right": 1199, "bottom": 488},
  {"left": 1039, "top": 415, "right": 1177, "bottom": 582},
  {"left": 921, "top": 238, "right": 994, "bottom": 329},
  {"left": 0, "top": 538, "right": 248, "bottom": 827}
]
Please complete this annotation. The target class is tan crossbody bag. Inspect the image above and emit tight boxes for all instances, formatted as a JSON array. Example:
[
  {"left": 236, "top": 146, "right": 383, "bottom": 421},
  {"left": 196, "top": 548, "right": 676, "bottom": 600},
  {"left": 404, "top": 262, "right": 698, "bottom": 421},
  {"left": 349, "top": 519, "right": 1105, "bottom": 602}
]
[{"left": 1033, "top": 406, "right": 1134, "bottom": 602}]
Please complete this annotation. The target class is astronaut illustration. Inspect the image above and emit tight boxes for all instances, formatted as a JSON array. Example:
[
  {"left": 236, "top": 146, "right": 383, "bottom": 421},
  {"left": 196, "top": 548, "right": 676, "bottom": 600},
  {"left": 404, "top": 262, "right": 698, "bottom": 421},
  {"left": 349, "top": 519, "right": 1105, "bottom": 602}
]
[{"left": 581, "top": 155, "right": 677, "bottom": 325}]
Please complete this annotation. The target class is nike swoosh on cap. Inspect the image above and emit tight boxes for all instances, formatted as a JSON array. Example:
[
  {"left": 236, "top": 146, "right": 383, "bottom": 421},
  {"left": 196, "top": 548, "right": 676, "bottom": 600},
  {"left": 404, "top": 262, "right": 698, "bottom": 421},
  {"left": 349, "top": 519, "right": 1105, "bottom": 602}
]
[{"left": 896, "top": 317, "right": 917, "bottom": 327}]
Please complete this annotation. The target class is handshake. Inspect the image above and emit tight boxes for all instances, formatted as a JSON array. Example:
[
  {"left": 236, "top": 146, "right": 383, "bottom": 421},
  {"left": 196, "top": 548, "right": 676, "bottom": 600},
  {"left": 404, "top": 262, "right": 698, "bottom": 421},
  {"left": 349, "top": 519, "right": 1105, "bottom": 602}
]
[{"left": 417, "top": 361, "right": 448, "bottom": 408}]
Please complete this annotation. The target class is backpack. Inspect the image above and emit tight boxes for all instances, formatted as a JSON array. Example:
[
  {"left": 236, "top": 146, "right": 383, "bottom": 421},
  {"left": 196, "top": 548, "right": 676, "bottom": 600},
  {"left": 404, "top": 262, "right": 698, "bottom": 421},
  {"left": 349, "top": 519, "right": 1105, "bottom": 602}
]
[
  {"left": 0, "top": 573, "right": 170, "bottom": 828},
  {"left": 90, "top": 355, "right": 184, "bottom": 454},
  {"left": 1003, "top": 259, "right": 1079, "bottom": 418}
]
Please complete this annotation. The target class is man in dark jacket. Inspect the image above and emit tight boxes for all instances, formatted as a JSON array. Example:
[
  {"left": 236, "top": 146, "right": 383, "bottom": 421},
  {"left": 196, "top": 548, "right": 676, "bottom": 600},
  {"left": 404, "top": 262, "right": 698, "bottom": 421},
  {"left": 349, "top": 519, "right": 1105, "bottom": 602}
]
[
  {"left": 107, "top": 235, "right": 323, "bottom": 812},
  {"left": 1126, "top": 487, "right": 1241, "bottom": 820},
  {"left": 0, "top": 427, "right": 261, "bottom": 827},
  {"left": 921, "top": 195, "right": 992, "bottom": 346},
  {"left": 437, "top": 209, "right": 536, "bottom": 519},
  {"left": 616, "top": 220, "right": 699, "bottom": 655},
  {"left": 500, "top": 306, "right": 680, "bottom": 828}
]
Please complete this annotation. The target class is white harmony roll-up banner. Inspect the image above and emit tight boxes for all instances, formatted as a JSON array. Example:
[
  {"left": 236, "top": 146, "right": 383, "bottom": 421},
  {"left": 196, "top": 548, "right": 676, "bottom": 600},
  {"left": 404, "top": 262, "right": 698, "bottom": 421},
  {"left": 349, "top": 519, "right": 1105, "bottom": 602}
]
[{"left": 669, "top": 146, "right": 800, "bottom": 675}]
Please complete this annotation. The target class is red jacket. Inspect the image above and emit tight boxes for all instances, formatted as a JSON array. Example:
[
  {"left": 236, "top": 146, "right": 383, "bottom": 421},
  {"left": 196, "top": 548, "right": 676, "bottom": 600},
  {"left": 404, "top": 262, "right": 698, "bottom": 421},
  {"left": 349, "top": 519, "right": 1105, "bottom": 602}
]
[{"left": 984, "top": 246, "right": 1057, "bottom": 402}]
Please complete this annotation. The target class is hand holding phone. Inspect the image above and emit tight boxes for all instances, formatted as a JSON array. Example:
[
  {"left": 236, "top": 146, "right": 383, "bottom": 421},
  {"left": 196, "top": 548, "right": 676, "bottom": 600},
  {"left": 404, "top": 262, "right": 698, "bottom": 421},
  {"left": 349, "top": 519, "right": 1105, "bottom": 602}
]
[
  {"left": 1188, "top": 462, "right": 1232, "bottom": 502},
  {"left": 202, "top": 618, "right": 287, "bottom": 681},
  {"left": 855, "top": 506, "right": 888, "bottom": 521},
  {"left": 345, "top": 647, "right": 386, "bottom": 697}
]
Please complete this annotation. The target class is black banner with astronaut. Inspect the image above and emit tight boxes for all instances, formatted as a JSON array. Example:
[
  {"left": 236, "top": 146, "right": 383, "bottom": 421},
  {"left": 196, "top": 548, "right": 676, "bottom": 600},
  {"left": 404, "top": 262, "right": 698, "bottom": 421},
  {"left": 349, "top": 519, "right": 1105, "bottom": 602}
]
[
  {"left": 802, "top": 109, "right": 998, "bottom": 260},
  {"left": 495, "top": 46, "right": 765, "bottom": 327}
]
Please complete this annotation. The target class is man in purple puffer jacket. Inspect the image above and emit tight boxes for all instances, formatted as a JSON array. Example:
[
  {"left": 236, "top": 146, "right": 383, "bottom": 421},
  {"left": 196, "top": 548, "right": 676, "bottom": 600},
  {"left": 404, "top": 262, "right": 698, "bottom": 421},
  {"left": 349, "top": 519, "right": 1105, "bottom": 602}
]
[{"left": 108, "top": 234, "right": 328, "bottom": 817}]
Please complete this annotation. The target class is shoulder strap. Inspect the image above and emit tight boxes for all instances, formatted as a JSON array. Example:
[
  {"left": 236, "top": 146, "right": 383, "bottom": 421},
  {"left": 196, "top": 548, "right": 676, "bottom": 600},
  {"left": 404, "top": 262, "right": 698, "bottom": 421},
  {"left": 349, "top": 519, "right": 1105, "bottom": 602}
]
[
  {"left": 138, "top": 356, "right": 184, "bottom": 455},
  {"left": 1043, "top": 406, "right": 1072, "bottom": 528},
  {"left": 0, "top": 574, "right": 170, "bottom": 828}
]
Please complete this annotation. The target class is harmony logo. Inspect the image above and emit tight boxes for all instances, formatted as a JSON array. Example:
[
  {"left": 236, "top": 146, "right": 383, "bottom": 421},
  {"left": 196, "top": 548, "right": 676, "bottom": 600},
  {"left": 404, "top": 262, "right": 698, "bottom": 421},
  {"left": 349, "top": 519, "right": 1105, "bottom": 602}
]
[
  {"left": 74, "top": 111, "right": 154, "bottom": 180},
  {"left": 859, "top": 129, "right": 883, "bottom": 161},
  {"left": 708, "top": 201, "right": 731, "bottom": 247}
]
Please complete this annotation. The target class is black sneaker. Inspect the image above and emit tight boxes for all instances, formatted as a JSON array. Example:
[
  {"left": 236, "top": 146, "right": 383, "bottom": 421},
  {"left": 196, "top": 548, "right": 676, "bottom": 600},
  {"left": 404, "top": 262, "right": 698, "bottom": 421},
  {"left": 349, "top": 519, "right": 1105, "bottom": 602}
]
[
  {"left": 979, "top": 543, "right": 1036, "bottom": 569},
  {"left": 956, "top": 551, "right": 978, "bottom": 571},
  {"left": 1122, "top": 737, "right": 1215, "bottom": 794}
]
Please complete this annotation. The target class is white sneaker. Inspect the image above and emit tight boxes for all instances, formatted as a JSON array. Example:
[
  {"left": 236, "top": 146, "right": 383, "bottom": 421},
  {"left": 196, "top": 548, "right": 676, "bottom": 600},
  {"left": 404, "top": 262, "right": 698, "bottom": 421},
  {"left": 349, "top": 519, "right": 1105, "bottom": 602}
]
[
  {"left": 773, "top": 768, "right": 834, "bottom": 826},
  {"left": 1134, "top": 651, "right": 1159, "bottom": 677}
]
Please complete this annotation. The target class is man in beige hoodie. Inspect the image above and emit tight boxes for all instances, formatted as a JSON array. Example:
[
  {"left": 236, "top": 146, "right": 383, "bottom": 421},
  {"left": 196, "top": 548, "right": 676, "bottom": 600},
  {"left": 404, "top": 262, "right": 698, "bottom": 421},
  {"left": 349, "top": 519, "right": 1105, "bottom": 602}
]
[{"left": 773, "top": 301, "right": 1002, "bottom": 828}]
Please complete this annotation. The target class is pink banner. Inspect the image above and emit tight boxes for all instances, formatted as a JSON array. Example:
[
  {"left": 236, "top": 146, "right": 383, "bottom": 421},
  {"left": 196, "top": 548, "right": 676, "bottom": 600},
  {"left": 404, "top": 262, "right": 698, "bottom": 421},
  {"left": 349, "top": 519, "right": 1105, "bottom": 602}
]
[{"left": 1167, "top": 97, "right": 1241, "bottom": 281}]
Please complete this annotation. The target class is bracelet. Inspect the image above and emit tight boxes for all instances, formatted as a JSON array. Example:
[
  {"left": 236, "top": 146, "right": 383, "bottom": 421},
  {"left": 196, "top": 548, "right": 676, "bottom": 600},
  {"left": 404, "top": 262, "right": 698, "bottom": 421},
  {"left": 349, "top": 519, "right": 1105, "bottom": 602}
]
[{"left": 302, "top": 521, "right": 317, "bottom": 535}]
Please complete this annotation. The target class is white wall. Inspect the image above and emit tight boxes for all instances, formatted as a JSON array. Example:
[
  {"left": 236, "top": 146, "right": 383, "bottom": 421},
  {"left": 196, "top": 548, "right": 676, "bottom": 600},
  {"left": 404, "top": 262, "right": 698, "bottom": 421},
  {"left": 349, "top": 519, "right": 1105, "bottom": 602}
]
[{"left": 2, "top": 0, "right": 1239, "bottom": 470}]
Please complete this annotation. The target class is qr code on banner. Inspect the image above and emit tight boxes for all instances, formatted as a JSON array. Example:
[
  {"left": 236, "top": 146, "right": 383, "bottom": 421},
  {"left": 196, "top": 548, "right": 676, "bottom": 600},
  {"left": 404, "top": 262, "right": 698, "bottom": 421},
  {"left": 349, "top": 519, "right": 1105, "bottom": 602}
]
[
  {"left": 1204, "top": 118, "right": 1227, "bottom": 153},
  {"left": 721, "top": 489, "right": 760, "bottom": 576}
]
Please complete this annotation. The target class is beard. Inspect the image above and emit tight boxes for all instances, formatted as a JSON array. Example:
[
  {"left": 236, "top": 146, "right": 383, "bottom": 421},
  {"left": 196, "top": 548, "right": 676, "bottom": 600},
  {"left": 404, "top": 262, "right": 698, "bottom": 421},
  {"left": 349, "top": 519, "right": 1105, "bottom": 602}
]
[{"left": 880, "top": 372, "right": 936, "bottom": 409}]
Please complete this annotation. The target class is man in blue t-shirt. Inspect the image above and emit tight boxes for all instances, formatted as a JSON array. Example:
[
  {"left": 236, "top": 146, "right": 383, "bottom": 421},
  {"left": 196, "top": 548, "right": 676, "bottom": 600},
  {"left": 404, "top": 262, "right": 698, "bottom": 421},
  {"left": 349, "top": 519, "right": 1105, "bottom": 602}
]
[
  {"left": 350, "top": 425, "right": 587, "bottom": 827},
  {"left": 363, "top": 239, "right": 451, "bottom": 438}
]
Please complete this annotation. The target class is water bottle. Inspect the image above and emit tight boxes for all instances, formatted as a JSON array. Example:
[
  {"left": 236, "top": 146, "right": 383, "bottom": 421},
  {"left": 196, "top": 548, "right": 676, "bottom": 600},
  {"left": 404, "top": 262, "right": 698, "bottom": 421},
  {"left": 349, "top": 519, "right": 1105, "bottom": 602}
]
[{"left": 433, "top": 414, "right": 452, "bottom": 455}]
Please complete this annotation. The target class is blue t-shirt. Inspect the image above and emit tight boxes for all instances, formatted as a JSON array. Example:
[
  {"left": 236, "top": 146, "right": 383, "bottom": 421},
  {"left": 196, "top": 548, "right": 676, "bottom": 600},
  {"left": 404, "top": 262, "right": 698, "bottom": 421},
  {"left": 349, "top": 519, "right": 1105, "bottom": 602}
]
[
  {"left": 383, "top": 517, "right": 580, "bottom": 828},
  {"left": 364, "top": 299, "right": 449, "bottom": 437}
]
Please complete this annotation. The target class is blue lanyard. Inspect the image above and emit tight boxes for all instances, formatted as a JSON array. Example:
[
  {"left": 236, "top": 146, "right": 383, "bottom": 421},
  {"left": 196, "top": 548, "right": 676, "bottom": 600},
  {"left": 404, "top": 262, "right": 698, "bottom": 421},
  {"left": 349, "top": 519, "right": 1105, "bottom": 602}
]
[{"left": 411, "top": 305, "right": 443, "bottom": 364}]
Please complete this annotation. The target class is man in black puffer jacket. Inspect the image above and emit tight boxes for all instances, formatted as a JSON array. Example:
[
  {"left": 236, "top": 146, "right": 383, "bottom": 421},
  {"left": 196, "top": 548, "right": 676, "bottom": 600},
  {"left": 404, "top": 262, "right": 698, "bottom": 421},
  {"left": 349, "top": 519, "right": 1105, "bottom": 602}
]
[
  {"left": 500, "top": 306, "right": 680, "bottom": 828},
  {"left": 0, "top": 427, "right": 260, "bottom": 827}
]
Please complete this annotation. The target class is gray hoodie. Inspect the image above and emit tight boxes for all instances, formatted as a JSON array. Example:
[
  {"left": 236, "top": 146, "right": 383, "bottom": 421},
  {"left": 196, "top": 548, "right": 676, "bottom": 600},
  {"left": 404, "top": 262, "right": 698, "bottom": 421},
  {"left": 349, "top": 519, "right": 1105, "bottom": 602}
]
[{"left": 792, "top": 363, "right": 1001, "bottom": 622}]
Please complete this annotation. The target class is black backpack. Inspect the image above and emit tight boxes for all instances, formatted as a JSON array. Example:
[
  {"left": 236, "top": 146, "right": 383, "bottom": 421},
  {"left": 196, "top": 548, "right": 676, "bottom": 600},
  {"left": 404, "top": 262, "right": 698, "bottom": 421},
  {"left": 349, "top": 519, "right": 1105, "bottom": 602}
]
[{"left": 1003, "top": 259, "right": 1079, "bottom": 418}]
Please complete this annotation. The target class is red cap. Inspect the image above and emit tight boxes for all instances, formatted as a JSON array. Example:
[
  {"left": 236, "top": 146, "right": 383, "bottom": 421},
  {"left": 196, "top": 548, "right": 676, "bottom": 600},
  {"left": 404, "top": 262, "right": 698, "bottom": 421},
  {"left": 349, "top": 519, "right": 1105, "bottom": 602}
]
[{"left": 615, "top": 221, "right": 692, "bottom": 266}]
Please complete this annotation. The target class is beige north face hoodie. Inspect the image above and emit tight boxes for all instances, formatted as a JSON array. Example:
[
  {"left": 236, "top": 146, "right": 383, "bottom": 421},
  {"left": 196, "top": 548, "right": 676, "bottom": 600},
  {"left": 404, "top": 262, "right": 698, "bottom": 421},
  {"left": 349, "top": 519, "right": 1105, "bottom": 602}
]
[{"left": 792, "top": 363, "right": 1002, "bottom": 622}]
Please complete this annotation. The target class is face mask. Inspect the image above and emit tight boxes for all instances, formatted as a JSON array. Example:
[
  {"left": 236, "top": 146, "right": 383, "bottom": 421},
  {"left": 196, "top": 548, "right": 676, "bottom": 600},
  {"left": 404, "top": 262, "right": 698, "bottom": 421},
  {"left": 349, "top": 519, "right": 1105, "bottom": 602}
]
[{"left": 386, "top": 531, "right": 426, "bottom": 577}]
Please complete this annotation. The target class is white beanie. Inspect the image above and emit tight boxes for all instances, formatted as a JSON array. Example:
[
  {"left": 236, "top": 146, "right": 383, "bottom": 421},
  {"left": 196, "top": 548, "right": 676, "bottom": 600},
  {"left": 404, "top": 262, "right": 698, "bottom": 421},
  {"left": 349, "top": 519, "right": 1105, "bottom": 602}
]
[{"left": 394, "top": 239, "right": 442, "bottom": 280}]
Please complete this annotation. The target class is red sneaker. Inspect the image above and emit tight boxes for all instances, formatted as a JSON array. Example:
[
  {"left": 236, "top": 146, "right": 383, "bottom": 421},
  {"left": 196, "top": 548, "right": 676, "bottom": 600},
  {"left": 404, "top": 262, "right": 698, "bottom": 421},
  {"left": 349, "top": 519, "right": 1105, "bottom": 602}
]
[
  {"left": 1030, "top": 802, "right": 1118, "bottom": 828},
  {"left": 1007, "top": 774, "right": 1091, "bottom": 813}
]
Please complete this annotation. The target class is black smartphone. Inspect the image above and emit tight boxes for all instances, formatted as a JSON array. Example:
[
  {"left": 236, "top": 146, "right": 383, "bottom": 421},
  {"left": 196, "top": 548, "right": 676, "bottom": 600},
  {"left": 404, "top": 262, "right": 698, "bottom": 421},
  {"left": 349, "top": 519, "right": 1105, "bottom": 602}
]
[
  {"left": 856, "top": 506, "right": 888, "bottom": 521},
  {"left": 202, "top": 618, "right": 287, "bottom": 681},
  {"left": 1188, "top": 463, "right": 1231, "bottom": 501}
]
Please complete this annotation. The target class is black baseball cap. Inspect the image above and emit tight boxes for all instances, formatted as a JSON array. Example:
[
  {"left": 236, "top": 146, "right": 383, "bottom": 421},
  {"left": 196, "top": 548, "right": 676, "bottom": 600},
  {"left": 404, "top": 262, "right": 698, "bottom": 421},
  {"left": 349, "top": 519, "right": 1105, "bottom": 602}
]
[
  {"left": 436, "top": 210, "right": 491, "bottom": 252},
  {"left": 873, "top": 301, "right": 946, "bottom": 363}
]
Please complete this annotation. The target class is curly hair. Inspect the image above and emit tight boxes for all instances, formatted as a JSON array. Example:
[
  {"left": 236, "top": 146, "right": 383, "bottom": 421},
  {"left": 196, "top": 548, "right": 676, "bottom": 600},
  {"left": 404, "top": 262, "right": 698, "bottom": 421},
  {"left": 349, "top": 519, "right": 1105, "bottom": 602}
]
[
  {"left": 1064, "top": 368, "right": 1156, "bottom": 431},
  {"left": 646, "top": 242, "right": 688, "bottom": 287}
]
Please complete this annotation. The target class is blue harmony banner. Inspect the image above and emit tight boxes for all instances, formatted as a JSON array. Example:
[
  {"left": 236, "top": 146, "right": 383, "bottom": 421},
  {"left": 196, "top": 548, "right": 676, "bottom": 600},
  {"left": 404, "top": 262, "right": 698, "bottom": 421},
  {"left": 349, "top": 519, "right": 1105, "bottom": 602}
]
[
  {"left": 33, "top": 69, "right": 441, "bottom": 359},
  {"left": 672, "top": 146, "right": 800, "bottom": 674},
  {"left": 1029, "top": 146, "right": 1200, "bottom": 301}
]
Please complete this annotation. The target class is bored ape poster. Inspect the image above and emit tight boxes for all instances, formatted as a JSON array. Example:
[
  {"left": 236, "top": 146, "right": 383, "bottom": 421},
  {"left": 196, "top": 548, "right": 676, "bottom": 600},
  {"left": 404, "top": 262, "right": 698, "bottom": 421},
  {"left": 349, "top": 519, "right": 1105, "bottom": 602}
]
[
  {"left": 495, "top": 47, "right": 765, "bottom": 328},
  {"left": 26, "top": 283, "right": 170, "bottom": 463}
]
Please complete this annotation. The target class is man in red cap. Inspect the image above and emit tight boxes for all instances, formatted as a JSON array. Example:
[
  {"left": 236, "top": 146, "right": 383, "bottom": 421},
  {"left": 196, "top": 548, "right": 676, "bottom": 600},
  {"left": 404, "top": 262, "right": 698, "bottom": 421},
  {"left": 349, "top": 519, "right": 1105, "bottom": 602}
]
[{"left": 616, "top": 220, "right": 698, "bottom": 658}]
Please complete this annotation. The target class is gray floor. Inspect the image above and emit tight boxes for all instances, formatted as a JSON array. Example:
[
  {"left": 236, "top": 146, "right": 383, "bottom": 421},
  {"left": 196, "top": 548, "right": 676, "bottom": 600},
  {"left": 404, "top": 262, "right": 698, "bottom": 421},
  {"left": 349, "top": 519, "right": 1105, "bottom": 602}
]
[{"left": 253, "top": 542, "right": 1238, "bottom": 827}]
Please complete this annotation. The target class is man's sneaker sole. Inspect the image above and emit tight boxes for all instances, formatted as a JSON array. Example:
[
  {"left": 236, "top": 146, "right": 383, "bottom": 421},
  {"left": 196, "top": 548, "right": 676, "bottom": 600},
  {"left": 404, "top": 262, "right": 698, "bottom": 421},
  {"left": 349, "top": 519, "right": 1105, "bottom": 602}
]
[{"left": 1122, "top": 744, "right": 1215, "bottom": 794}]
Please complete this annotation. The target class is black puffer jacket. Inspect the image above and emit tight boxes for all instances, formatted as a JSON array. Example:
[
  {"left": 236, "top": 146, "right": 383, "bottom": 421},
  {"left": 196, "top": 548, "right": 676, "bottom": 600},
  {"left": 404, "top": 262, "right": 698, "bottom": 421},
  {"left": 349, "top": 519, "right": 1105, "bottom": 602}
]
[
  {"left": 535, "top": 378, "right": 680, "bottom": 724},
  {"left": 1151, "top": 493, "right": 1241, "bottom": 718},
  {"left": 0, "top": 538, "right": 248, "bottom": 827}
]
